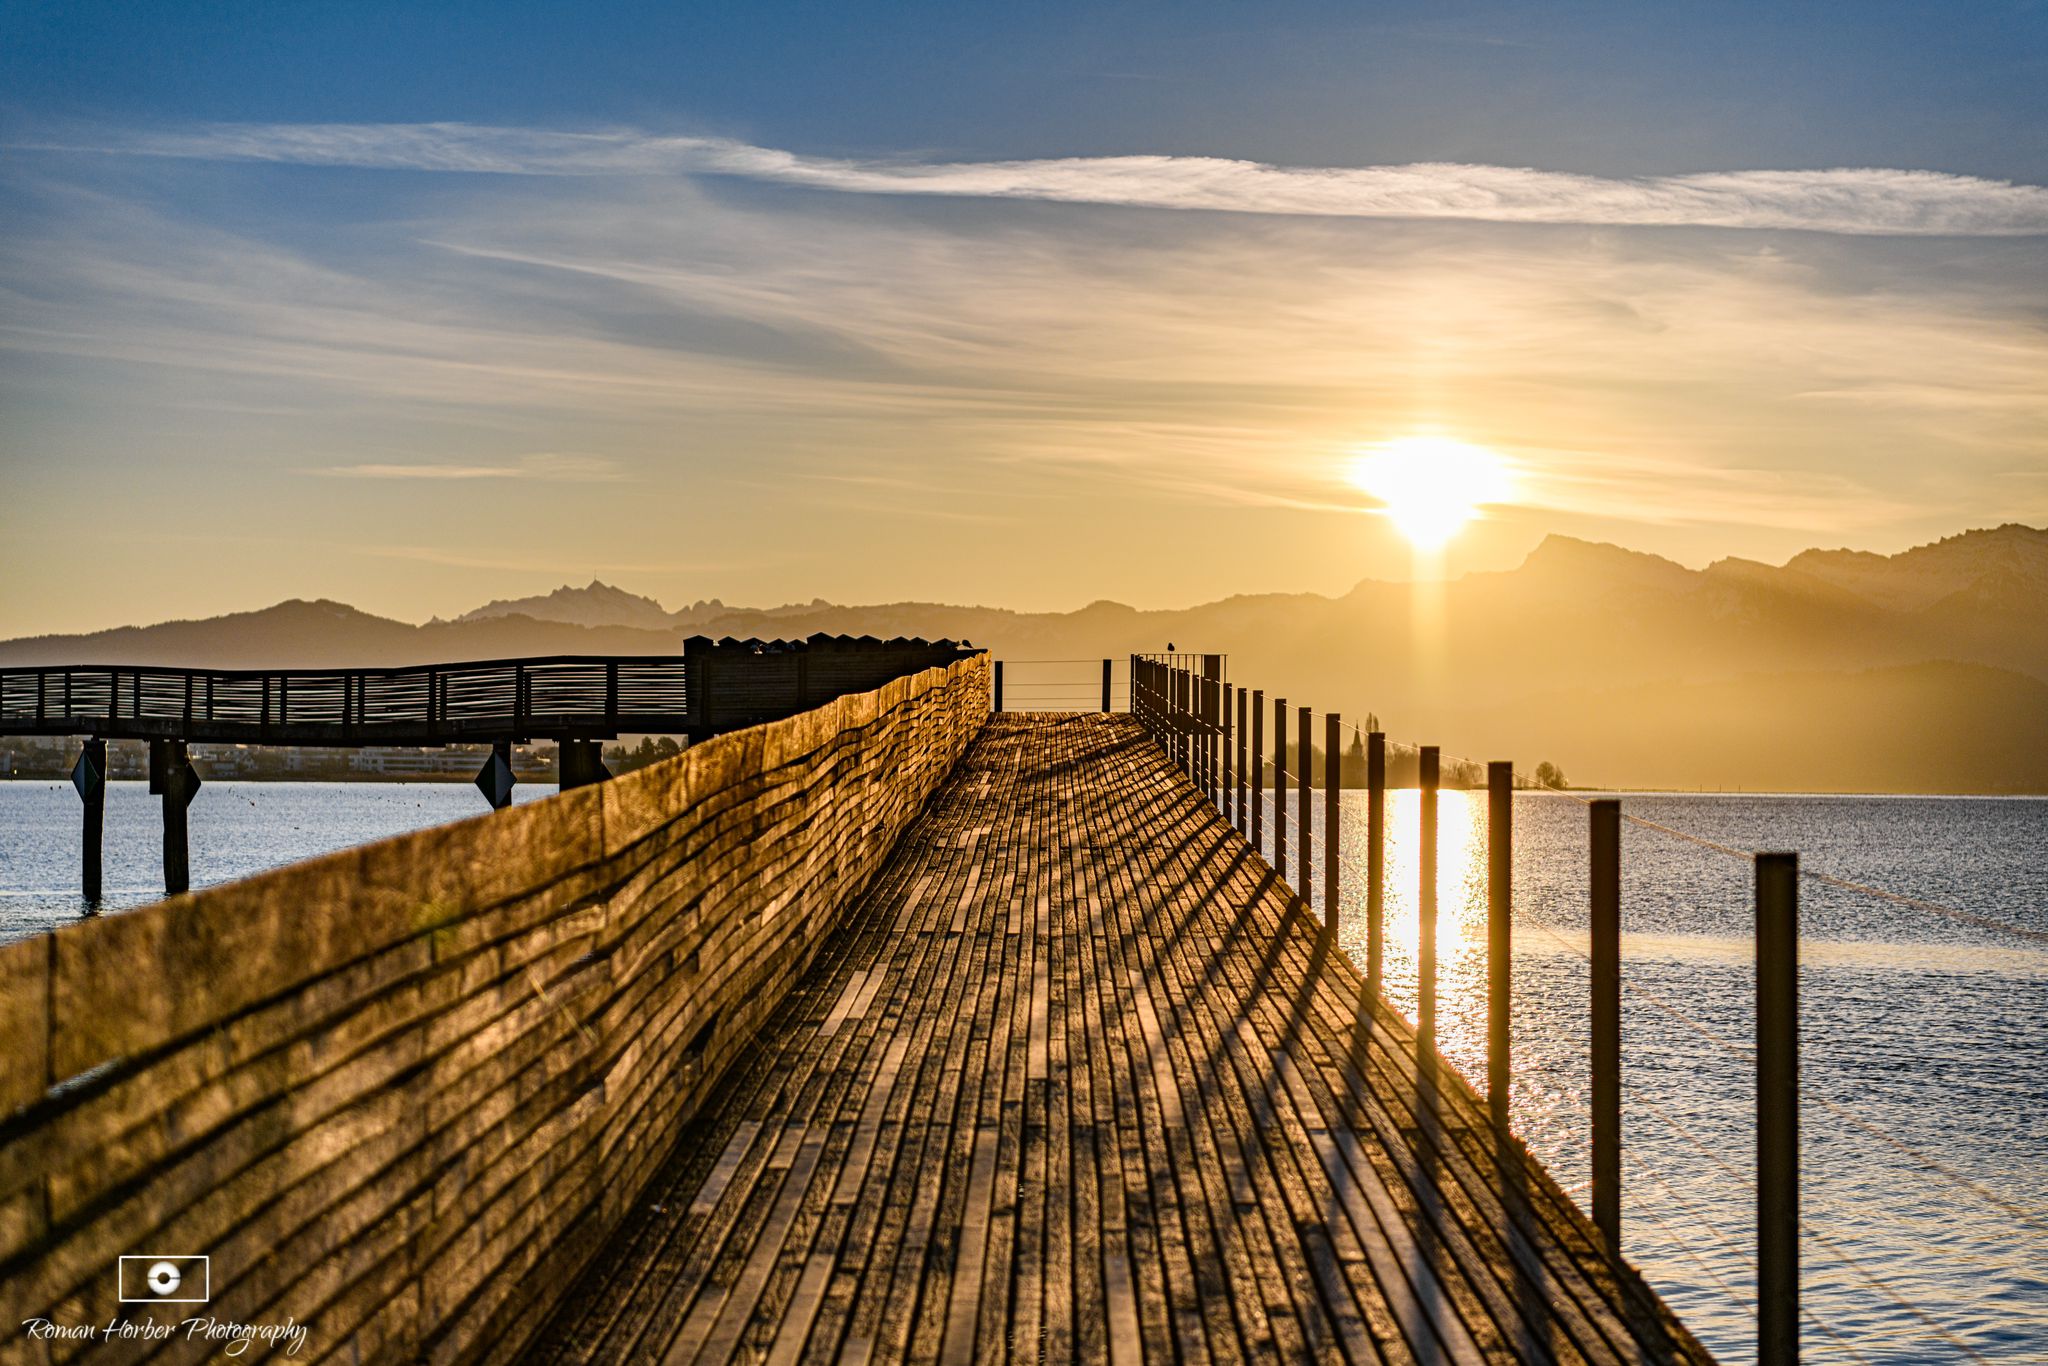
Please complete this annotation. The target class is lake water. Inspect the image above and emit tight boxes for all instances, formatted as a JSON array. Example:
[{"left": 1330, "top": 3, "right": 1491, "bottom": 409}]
[{"left": 2, "top": 780, "right": 2043, "bottom": 1362}]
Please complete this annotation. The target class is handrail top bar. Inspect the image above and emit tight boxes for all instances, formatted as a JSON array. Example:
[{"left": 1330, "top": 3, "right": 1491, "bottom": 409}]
[
  {"left": 0, "top": 654, "right": 689, "bottom": 681},
  {"left": 0, "top": 639, "right": 980, "bottom": 683}
]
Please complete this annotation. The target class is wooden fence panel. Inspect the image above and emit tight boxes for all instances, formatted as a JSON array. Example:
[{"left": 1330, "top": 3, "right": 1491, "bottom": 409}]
[{"left": 0, "top": 655, "right": 990, "bottom": 1366}]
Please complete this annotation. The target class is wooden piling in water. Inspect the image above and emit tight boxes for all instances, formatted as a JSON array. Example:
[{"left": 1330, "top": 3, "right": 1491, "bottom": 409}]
[
  {"left": 1419, "top": 745, "right": 1440, "bottom": 1059},
  {"left": 1591, "top": 798, "right": 1622, "bottom": 1248},
  {"left": 559, "top": 738, "right": 611, "bottom": 791},
  {"left": 1488, "top": 760, "right": 1513, "bottom": 1133},
  {"left": 1236, "top": 686, "right": 1249, "bottom": 833},
  {"left": 1324, "top": 712, "right": 1341, "bottom": 936},
  {"left": 1297, "top": 705, "right": 1313, "bottom": 900},
  {"left": 1222, "top": 682, "right": 1234, "bottom": 823},
  {"left": 150, "top": 737, "right": 194, "bottom": 896},
  {"left": 1757, "top": 851, "right": 1800, "bottom": 1366},
  {"left": 1250, "top": 691, "right": 1265, "bottom": 850},
  {"left": 1367, "top": 731, "right": 1385, "bottom": 999},
  {"left": 78, "top": 737, "right": 105, "bottom": 905},
  {"left": 1273, "top": 698, "right": 1289, "bottom": 880}
]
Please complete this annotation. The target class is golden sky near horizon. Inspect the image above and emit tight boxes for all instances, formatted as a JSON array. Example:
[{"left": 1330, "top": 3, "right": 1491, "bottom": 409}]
[
  {"left": 4, "top": 8, "right": 2047, "bottom": 637},
  {"left": 5, "top": 168, "right": 2042, "bottom": 639}
]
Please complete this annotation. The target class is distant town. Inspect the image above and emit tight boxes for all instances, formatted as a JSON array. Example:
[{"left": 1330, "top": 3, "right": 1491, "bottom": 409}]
[{"left": 0, "top": 734, "right": 686, "bottom": 782}]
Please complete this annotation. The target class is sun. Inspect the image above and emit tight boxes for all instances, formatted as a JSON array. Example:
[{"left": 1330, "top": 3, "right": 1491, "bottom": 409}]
[{"left": 1348, "top": 436, "right": 1514, "bottom": 548}]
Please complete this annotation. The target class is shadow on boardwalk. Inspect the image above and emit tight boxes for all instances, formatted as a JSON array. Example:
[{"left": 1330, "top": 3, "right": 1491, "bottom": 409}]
[{"left": 524, "top": 713, "right": 1712, "bottom": 1365}]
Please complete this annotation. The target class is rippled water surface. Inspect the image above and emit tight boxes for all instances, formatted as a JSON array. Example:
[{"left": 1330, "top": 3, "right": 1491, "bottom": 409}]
[
  {"left": 0, "top": 780, "right": 547, "bottom": 937},
  {"left": 2, "top": 780, "right": 2044, "bottom": 1361},
  {"left": 1274, "top": 788, "right": 2048, "bottom": 1365}
]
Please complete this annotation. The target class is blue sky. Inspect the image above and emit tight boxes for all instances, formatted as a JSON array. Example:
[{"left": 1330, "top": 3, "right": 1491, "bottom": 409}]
[{"left": 3, "top": 2, "right": 2046, "bottom": 633}]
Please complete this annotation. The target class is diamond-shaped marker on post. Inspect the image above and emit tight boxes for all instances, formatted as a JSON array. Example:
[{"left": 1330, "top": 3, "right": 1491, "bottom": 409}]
[
  {"left": 176, "top": 760, "right": 203, "bottom": 809},
  {"left": 71, "top": 749, "right": 103, "bottom": 800},
  {"left": 475, "top": 749, "right": 515, "bottom": 809}
]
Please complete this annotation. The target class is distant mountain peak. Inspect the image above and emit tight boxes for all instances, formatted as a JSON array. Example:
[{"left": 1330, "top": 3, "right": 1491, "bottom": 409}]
[
  {"left": 453, "top": 580, "right": 676, "bottom": 630},
  {"left": 1786, "top": 523, "right": 2048, "bottom": 611},
  {"left": 1518, "top": 534, "right": 1700, "bottom": 592}
]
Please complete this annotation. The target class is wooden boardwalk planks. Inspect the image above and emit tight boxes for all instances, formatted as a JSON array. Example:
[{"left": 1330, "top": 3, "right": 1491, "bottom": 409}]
[{"left": 523, "top": 715, "right": 1713, "bottom": 1366}]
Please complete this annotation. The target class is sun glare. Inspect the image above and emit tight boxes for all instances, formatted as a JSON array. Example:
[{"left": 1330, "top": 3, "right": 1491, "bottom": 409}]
[{"left": 1349, "top": 436, "right": 1514, "bottom": 548}]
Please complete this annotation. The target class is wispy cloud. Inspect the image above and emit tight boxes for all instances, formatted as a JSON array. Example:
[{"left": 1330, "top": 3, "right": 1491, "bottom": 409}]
[
  {"left": 21, "top": 120, "right": 2048, "bottom": 236},
  {"left": 309, "top": 453, "right": 628, "bottom": 482}
]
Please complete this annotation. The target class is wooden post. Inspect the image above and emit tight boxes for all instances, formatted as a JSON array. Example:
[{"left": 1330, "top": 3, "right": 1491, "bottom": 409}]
[
  {"left": 77, "top": 737, "right": 106, "bottom": 904},
  {"left": 482, "top": 738, "right": 515, "bottom": 811},
  {"left": 1419, "top": 745, "right": 1440, "bottom": 1058},
  {"left": 1273, "top": 698, "right": 1288, "bottom": 878},
  {"left": 1296, "top": 705, "right": 1312, "bottom": 899},
  {"left": 1324, "top": 713, "right": 1341, "bottom": 935},
  {"left": 1196, "top": 667, "right": 1212, "bottom": 806},
  {"left": 1488, "top": 760, "right": 1513, "bottom": 1133},
  {"left": 1101, "top": 658, "right": 1112, "bottom": 713},
  {"left": 1250, "top": 691, "right": 1265, "bottom": 851},
  {"left": 1222, "top": 683, "right": 1234, "bottom": 824},
  {"left": 1367, "top": 731, "right": 1385, "bottom": 999},
  {"left": 559, "top": 738, "right": 612, "bottom": 791},
  {"left": 1591, "top": 798, "right": 1622, "bottom": 1249},
  {"left": 1236, "top": 687, "right": 1249, "bottom": 835},
  {"left": 151, "top": 737, "right": 195, "bottom": 896},
  {"left": 995, "top": 660, "right": 1005, "bottom": 712},
  {"left": 1757, "top": 852, "right": 1800, "bottom": 1366}
]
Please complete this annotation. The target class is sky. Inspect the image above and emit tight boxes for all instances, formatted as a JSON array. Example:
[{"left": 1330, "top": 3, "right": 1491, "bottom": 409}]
[{"left": 2, "top": 1, "right": 2045, "bottom": 637}]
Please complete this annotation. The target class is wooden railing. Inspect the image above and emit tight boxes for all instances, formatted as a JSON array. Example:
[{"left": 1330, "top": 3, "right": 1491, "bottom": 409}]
[
  {"left": 0, "top": 636, "right": 977, "bottom": 745},
  {"left": 1131, "top": 650, "right": 1812, "bottom": 1366},
  {"left": 0, "top": 654, "right": 992, "bottom": 1364}
]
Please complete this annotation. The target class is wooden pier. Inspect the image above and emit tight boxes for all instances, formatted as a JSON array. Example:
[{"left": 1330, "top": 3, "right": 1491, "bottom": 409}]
[{"left": 524, "top": 714, "right": 1709, "bottom": 1365}]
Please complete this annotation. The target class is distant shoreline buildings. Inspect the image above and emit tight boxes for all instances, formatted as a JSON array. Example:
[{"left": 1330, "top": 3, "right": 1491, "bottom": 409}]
[{"left": 0, "top": 736, "right": 562, "bottom": 783}]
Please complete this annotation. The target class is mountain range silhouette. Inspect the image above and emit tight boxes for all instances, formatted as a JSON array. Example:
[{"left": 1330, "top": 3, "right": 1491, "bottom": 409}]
[{"left": 5, "top": 526, "right": 2043, "bottom": 793}]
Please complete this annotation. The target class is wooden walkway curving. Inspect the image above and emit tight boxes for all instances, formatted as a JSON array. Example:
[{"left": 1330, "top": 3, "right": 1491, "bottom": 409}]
[{"left": 523, "top": 713, "right": 1712, "bottom": 1365}]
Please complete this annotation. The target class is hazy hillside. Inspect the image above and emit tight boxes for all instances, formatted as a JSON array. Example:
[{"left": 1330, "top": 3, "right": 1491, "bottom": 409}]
[
  {"left": 0, "top": 599, "right": 680, "bottom": 669},
  {"left": 4, "top": 525, "right": 2043, "bottom": 792}
]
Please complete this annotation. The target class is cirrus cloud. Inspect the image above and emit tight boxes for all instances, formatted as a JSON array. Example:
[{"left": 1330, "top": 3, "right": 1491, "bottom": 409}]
[
  {"left": 310, "top": 453, "right": 628, "bottom": 482},
  {"left": 17, "top": 120, "right": 2048, "bottom": 237}
]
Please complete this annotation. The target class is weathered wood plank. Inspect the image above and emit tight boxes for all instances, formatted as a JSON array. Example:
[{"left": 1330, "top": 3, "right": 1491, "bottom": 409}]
[{"left": 523, "top": 713, "right": 1714, "bottom": 1366}]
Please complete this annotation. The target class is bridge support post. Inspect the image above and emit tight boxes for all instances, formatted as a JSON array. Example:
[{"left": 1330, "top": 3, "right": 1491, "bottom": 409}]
[
  {"left": 558, "top": 739, "right": 613, "bottom": 792},
  {"left": 1366, "top": 732, "right": 1385, "bottom": 1001},
  {"left": 1221, "top": 683, "right": 1234, "bottom": 824},
  {"left": 150, "top": 737, "right": 199, "bottom": 895},
  {"left": 1324, "top": 713, "right": 1341, "bottom": 938},
  {"left": 476, "top": 740, "right": 516, "bottom": 810},
  {"left": 1757, "top": 852, "right": 1800, "bottom": 1366},
  {"left": 1235, "top": 687, "right": 1248, "bottom": 835},
  {"left": 1591, "top": 798, "right": 1622, "bottom": 1249},
  {"left": 74, "top": 738, "right": 106, "bottom": 905},
  {"left": 1196, "top": 659, "right": 1212, "bottom": 802},
  {"left": 1250, "top": 691, "right": 1264, "bottom": 851},
  {"left": 1418, "top": 745, "right": 1440, "bottom": 1065},
  {"left": 1488, "top": 761, "right": 1513, "bottom": 1134},
  {"left": 1272, "top": 698, "right": 1288, "bottom": 881},
  {"left": 1296, "top": 706, "right": 1312, "bottom": 899}
]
